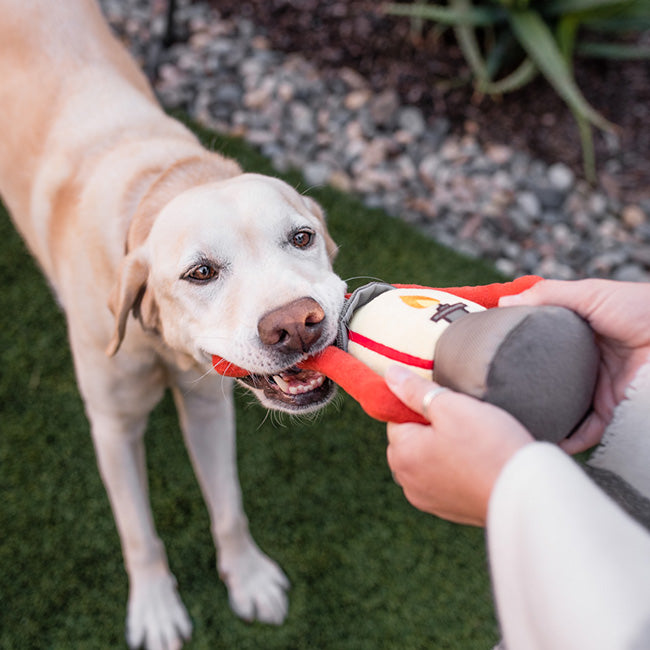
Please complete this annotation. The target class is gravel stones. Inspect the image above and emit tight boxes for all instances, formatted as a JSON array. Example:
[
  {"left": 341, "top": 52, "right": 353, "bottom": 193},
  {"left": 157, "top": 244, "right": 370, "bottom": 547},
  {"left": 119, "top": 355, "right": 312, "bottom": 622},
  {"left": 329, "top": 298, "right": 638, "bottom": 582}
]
[{"left": 100, "top": 0, "right": 650, "bottom": 282}]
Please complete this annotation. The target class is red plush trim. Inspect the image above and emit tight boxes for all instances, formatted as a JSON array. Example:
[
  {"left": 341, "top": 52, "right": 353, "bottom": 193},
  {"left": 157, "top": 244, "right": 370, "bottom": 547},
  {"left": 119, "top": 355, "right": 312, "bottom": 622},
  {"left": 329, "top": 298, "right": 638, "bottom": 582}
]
[{"left": 394, "top": 275, "right": 542, "bottom": 309}]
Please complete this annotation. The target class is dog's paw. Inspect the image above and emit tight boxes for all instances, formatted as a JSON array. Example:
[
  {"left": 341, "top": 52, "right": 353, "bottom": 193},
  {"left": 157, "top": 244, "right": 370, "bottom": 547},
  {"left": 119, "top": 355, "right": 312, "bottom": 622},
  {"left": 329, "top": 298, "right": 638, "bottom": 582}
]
[
  {"left": 126, "top": 570, "right": 192, "bottom": 650},
  {"left": 219, "top": 541, "right": 290, "bottom": 625}
]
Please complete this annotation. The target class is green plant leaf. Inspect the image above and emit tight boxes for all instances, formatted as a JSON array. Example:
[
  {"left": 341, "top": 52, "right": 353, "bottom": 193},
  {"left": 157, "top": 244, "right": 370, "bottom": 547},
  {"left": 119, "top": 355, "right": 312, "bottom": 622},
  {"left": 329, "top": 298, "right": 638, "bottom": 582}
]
[
  {"left": 577, "top": 42, "right": 650, "bottom": 58},
  {"left": 556, "top": 14, "right": 581, "bottom": 61},
  {"left": 484, "top": 30, "right": 516, "bottom": 78},
  {"left": 382, "top": 2, "right": 505, "bottom": 26},
  {"left": 575, "top": 113, "right": 597, "bottom": 182},
  {"left": 507, "top": 9, "right": 613, "bottom": 131},
  {"left": 585, "top": 14, "right": 650, "bottom": 30},
  {"left": 451, "top": 0, "right": 492, "bottom": 82},
  {"left": 544, "top": 0, "right": 637, "bottom": 15},
  {"left": 479, "top": 57, "right": 539, "bottom": 93}
]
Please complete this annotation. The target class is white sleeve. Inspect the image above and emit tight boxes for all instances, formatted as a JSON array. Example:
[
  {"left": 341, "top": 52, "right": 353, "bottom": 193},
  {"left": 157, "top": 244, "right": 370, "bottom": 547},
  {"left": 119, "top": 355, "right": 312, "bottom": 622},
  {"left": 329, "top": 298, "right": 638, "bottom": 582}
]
[{"left": 487, "top": 442, "right": 650, "bottom": 650}]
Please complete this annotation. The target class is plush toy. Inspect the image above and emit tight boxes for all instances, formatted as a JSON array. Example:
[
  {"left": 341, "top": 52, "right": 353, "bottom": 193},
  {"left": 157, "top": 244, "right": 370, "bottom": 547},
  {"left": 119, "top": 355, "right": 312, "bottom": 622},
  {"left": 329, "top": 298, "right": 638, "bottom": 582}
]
[{"left": 213, "top": 276, "right": 600, "bottom": 443}]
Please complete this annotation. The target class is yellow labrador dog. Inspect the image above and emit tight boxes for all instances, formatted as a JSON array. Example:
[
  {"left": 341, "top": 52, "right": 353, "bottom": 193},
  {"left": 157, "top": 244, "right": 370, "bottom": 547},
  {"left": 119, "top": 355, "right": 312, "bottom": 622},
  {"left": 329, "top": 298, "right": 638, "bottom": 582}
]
[{"left": 0, "top": 1, "right": 345, "bottom": 648}]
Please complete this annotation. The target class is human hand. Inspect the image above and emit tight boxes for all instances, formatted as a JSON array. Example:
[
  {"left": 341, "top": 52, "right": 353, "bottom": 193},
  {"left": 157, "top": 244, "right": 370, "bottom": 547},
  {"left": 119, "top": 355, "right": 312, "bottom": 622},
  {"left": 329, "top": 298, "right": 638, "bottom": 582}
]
[
  {"left": 500, "top": 279, "right": 650, "bottom": 454},
  {"left": 385, "top": 365, "right": 533, "bottom": 526}
]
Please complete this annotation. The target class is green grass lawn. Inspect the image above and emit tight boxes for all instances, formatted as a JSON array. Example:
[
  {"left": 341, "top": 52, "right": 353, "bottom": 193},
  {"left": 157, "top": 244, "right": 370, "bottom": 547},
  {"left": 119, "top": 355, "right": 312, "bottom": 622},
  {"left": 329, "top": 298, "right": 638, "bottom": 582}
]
[{"left": 0, "top": 122, "right": 505, "bottom": 649}]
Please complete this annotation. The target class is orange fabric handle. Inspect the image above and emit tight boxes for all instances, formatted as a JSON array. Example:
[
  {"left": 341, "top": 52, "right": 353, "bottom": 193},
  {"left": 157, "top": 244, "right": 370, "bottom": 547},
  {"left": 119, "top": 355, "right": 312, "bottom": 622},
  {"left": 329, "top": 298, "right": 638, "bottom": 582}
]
[{"left": 299, "top": 346, "right": 428, "bottom": 424}]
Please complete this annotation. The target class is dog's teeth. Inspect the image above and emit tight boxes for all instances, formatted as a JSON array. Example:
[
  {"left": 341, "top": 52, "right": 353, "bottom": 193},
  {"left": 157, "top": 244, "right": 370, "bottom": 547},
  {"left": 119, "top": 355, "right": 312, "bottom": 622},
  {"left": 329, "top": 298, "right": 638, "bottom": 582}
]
[
  {"left": 271, "top": 372, "right": 326, "bottom": 396},
  {"left": 289, "top": 373, "right": 325, "bottom": 395},
  {"left": 273, "top": 375, "right": 290, "bottom": 393}
]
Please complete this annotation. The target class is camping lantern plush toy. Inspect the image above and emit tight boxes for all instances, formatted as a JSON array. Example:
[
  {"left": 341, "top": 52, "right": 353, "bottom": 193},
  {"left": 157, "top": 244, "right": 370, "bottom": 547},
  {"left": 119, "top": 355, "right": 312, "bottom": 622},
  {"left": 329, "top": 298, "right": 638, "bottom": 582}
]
[{"left": 213, "top": 276, "right": 599, "bottom": 444}]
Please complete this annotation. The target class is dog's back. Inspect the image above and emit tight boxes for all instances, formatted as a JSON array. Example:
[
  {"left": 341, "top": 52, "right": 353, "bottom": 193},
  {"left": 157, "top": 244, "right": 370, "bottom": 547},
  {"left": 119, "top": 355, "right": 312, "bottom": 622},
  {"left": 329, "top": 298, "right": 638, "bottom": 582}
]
[
  {"left": 0, "top": 0, "right": 151, "bottom": 210},
  {"left": 0, "top": 0, "right": 202, "bottom": 287},
  {"left": 0, "top": 5, "right": 346, "bottom": 646}
]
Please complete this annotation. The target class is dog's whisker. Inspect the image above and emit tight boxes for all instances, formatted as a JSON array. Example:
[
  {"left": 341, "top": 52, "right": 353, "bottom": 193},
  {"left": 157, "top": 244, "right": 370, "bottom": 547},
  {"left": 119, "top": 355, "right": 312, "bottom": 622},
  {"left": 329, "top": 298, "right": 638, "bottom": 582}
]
[
  {"left": 186, "top": 366, "right": 220, "bottom": 389},
  {"left": 299, "top": 183, "right": 322, "bottom": 195},
  {"left": 257, "top": 408, "right": 272, "bottom": 430},
  {"left": 344, "top": 275, "right": 386, "bottom": 285},
  {"left": 271, "top": 409, "right": 291, "bottom": 429}
]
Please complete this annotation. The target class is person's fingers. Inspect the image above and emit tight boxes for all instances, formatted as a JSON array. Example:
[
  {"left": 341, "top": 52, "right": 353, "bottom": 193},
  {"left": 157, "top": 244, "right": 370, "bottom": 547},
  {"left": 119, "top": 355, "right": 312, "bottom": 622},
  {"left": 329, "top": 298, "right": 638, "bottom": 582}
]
[
  {"left": 386, "top": 421, "right": 431, "bottom": 494},
  {"left": 498, "top": 278, "right": 604, "bottom": 314},
  {"left": 559, "top": 410, "right": 607, "bottom": 455},
  {"left": 384, "top": 365, "right": 451, "bottom": 419},
  {"left": 386, "top": 420, "right": 415, "bottom": 447},
  {"left": 502, "top": 280, "right": 650, "bottom": 350}
]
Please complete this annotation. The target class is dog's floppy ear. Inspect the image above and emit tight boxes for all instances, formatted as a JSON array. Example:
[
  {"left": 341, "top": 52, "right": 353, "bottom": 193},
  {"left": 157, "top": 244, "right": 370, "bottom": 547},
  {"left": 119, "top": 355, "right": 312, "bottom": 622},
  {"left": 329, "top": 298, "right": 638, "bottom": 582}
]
[
  {"left": 106, "top": 251, "right": 160, "bottom": 356},
  {"left": 304, "top": 196, "right": 339, "bottom": 262}
]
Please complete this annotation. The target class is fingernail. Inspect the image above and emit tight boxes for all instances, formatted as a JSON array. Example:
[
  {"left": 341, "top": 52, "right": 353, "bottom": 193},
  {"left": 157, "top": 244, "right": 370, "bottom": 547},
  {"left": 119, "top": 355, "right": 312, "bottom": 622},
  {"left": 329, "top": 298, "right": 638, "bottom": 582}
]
[
  {"left": 385, "top": 364, "right": 413, "bottom": 387},
  {"left": 499, "top": 294, "right": 520, "bottom": 307}
]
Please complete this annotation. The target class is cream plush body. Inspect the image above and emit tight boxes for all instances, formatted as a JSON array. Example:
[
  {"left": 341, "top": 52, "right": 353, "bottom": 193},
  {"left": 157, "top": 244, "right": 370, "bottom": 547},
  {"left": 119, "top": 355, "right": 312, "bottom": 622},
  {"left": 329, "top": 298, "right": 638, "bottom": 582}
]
[{"left": 346, "top": 287, "right": 486, "bottom": 379}]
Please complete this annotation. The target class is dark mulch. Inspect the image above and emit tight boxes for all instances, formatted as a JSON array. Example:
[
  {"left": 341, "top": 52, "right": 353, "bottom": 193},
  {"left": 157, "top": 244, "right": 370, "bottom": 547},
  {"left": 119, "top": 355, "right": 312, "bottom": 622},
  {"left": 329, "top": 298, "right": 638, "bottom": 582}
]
[{"left": 212, "top": 0, "right": 649, "bottom": 205}]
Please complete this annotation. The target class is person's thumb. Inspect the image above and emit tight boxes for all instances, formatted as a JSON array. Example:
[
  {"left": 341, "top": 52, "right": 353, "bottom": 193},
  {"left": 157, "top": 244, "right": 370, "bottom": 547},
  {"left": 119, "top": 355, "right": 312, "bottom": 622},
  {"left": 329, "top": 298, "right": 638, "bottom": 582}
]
[{"left": 385, "top": 365, "right": 447, "bottom": 418}]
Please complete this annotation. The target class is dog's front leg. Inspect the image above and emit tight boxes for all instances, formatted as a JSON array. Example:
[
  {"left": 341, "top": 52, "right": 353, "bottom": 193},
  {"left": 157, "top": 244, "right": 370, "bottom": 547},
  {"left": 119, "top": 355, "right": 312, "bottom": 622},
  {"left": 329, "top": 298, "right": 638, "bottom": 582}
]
[
  {"left": 171, "top": 374, "right": 290, "bottom": 625},
  {"left": 89, "top": 409, "right": 192, "bottom": 650}
]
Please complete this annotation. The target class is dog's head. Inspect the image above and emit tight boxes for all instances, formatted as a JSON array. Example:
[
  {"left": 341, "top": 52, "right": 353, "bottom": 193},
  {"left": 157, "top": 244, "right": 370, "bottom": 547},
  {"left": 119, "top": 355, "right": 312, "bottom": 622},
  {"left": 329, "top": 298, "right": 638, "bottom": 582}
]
[{"left": 107, "top": 172, "right": 346, "bottom": 413}]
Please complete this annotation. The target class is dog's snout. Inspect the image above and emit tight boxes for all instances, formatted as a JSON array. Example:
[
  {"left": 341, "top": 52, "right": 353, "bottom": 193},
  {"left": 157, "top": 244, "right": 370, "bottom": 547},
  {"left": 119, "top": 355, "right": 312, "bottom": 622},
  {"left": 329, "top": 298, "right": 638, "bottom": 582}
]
[{"left": 258, "top": 297, "right": 326, "bottom": 354}]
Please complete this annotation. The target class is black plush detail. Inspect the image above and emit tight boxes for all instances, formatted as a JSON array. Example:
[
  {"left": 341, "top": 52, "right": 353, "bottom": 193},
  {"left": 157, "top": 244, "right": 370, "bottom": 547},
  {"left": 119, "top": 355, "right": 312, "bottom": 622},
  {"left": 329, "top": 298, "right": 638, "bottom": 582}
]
[{"left": 483, "top": 306, "right": 598, "bottom": 442}]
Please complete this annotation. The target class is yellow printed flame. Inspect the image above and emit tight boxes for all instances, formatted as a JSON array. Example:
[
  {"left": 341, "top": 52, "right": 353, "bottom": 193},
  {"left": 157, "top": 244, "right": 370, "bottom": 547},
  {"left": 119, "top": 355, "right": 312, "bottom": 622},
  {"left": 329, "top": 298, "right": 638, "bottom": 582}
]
[{"left": 399, "top": 295, "right": 440, "bottom": 309}]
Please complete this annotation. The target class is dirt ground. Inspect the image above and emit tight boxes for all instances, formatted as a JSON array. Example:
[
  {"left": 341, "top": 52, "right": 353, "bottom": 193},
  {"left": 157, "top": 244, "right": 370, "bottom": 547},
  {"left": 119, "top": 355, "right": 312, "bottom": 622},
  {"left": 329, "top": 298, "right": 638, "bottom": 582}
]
[{"left": 212, "top": 0, "right": 649, "bottom": 205}]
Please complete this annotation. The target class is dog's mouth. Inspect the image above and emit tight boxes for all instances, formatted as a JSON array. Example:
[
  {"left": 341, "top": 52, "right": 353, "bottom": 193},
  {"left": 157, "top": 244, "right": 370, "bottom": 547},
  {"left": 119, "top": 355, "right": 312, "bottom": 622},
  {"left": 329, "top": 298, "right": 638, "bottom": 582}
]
[{"left": 238, "top": 364, "right": 335, "bottom": 412}]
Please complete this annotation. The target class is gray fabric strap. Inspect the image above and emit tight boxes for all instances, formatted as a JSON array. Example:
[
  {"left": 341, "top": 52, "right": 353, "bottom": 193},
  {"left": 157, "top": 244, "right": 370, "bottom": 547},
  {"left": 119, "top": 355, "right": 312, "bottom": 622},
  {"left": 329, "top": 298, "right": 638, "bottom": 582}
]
[{"left": 336, "top": 282, "right": 395, "bottom": 350}]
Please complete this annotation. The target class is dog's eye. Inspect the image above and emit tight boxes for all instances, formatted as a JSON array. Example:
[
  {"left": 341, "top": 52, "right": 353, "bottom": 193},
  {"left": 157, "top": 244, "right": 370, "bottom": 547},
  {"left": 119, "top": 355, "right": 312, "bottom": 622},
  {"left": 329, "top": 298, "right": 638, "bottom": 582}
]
[
  {"left": 184, "top": 263, "right": 219, "bottom": 283},
  {"left": 291, "top": 229, "right": 314, "bottom": 249}
]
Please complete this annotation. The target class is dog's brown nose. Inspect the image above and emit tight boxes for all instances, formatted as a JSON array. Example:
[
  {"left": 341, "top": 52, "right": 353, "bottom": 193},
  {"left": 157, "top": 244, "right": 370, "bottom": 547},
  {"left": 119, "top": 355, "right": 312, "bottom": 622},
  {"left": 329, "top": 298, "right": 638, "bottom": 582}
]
[{"left": 258, "top": 297, "right": 326, "bottom": 354}]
